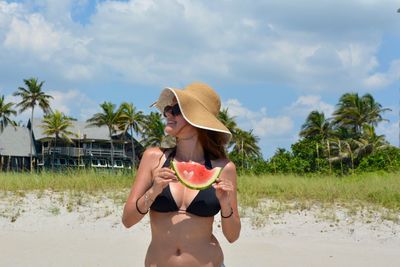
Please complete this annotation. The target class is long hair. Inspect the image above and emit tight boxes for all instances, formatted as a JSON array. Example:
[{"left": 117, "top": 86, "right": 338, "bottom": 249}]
[{"left": 197, "top": 128, "right": 228, "bottom": 160}]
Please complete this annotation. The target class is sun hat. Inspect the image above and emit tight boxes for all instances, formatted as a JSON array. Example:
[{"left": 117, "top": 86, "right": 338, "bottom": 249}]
[{"left": 152, "top": 82, "right": 232, "bottom": 143}]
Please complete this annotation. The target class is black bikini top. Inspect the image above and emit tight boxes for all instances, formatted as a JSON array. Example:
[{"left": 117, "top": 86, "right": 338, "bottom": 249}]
[{"left": 150, "top": 149, "right": 221, "bottom": 217}]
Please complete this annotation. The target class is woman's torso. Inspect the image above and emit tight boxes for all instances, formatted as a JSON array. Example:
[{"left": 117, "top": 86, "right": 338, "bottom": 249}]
[{"left": 145, "top": 149, "right": 224, "bottom": 267}]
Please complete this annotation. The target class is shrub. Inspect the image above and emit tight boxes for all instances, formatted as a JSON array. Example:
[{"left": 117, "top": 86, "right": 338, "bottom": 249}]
[{"left": 357, "top": 146, "right": 400, "bottom": 172}]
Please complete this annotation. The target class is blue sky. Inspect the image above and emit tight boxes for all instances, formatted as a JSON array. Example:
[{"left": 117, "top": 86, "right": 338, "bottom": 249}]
[{"left": 0, "top": 0, "right": 399, "bottom": 158}]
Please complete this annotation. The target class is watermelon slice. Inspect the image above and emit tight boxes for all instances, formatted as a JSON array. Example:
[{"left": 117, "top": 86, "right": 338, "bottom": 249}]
[{"left": 171, "top": 160, "right": 222, "bottom": 190}]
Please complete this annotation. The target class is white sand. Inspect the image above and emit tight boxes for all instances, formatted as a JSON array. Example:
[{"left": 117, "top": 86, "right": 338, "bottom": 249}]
[{"left": 1, "top": 192, "right": 399, "bottom": 267}]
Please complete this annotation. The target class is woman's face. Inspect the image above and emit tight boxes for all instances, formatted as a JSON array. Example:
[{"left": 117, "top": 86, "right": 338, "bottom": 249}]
[{"left": 163, "top": 100, "right": 196, "bottom": 137}]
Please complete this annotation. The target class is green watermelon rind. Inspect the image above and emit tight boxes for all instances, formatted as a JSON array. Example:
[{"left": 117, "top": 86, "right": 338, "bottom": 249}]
[{"left": 171, "top": 161, "right": 222, "bottom": 190}]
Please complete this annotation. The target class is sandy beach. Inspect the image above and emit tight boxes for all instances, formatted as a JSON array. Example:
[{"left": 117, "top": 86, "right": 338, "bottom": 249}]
[{"left": 1, "top": 192, "right": 399, "bottom": 267}]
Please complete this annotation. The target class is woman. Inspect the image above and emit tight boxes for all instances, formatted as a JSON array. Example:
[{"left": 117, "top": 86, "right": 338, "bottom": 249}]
[{"left": 122, "top": 82, "right": 241, "bottom": 267}]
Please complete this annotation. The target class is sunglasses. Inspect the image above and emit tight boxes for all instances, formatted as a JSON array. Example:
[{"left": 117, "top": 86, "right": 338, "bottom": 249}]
[{"left": 163, "top": 104, "right": 181, "bottom": 117}]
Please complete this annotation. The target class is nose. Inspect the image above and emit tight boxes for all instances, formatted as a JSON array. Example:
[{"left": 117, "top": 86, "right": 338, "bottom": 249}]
[{"left": 164, "top": 110, "right": 173, "bottom": 118}]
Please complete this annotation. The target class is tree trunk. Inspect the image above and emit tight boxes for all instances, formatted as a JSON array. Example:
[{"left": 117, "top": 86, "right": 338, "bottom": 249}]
[
  {"left": 241, "top": 139, "right": 244, "bottom": 169},
  {"left": 316, "top": 143, "right": 320, "bottom": 171},
  {"left": 130, "top": 126, "right": 136, "bottom": 169},
  {"left": 30, "top": 108, "right": 34, "bottom": 172},
  {"left": 327, "top": 140, "right": 332, "bottom": 175},
  {"left": 109, "top": 128, "right": 114, "bottom": 170},
  {"left": 52, "top": 135, "right": 57, "bottom": 171},
  {"left": 338, "top": 140, "right": 344, "bottom": 175},
  {"left": 7, "top": 155, "right": 10, "bottom": 171},
  {"left": 42, "top": 142, "right": 44, "bottom": 171}
]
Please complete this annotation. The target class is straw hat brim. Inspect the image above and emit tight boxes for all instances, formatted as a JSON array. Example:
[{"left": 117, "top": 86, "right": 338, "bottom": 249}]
[{"left": 154, "top": 88, "right": 232, "bottom": 142}]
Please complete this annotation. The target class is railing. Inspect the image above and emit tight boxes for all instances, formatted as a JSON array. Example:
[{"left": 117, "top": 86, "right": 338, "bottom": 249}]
[
  {"left": 43, "top": 147, "right": 131, "bottom": 158},
  {"left": 84, "top": 148, "right": 125, "bottom": 157},
  {"left": 43, "top": 147, "right": 84, "bottom": 157}
]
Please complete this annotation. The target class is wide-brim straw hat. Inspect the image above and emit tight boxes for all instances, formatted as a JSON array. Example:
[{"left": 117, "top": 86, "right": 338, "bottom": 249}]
[{"left": 152, "top": 82, "right": 232, "bottom": 144}]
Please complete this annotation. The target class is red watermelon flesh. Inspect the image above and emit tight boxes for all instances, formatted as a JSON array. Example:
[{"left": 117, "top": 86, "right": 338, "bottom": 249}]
[{"left": 171, "top": 160, "right": 222, "bottom": 190}]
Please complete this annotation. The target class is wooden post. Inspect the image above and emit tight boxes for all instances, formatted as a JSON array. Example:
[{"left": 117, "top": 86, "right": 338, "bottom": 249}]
[
  {"left": 7, "top": 155, "right": 10, "bottom": 172},
  {"left": 42, "top": 142, "right": 44, "bottom": 171}
]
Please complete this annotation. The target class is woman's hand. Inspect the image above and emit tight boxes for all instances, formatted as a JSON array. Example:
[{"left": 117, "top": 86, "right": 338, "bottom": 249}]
[
  {"left": 213, "top": 178, "right": 233, "bottom": 206},
  {"left": 151, "top": 167, "right": 178, "bottom": 195}
]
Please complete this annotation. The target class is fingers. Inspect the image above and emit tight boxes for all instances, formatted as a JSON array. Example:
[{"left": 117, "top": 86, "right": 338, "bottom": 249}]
[
  {"left": 153, "top": 167, "right": 177, "bottom": 187},
  {"left": 155, "top": 167, "right": 176, "bottom": 179},
  {"left": 213, "top": 179, "right": 233, "bottom": 192}
]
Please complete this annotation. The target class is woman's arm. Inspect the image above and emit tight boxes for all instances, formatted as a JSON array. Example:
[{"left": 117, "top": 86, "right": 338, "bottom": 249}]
[
  {"left": 213, "top": 161, "right": 241, "bottom": 243},
  {"left": 122, "top": 147, "right": 177, "bottom": 228}
]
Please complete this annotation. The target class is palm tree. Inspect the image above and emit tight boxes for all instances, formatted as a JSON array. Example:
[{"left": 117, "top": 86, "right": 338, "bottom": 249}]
[
  {"left": 141, "top": 112, "right": 165, "bottom": 147},
  {"left": 218, "top": 108, "right": 238, "bottom": 149},
  {"left": 333, "top": 93, "right": 391, "bottom": 138},
  {"left": 119, "top": 102, "right": 145, "bottom": 168},
  {"left": 40, "top": 111, "right": 76, "bottom": 170},
  {"left": 86, "top": 102, "right": 122, "bottom": 169},
  {"left": 353, "top": 124, "right": 389, "bottom": 158},
  {"left": 13, "top": 78, "right": 53, "bottom": 171},
  {"left": 300, "top": 110, "right": 332, "bottom": 141},
  {"left": 230, "top": 128, "right": 262, "bottom": 168},
  {"left": 0, "top": 95, "right": 17, "bottom": 133},
  {"left": 327, "top": 138, "right": 345, "bottom": 175}
]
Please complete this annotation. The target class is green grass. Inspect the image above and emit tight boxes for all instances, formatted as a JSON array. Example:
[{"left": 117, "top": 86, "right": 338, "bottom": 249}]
[
  {"left": 1, "top": 170, "right": 399, "bottom": 212},
  {"left": 0, "top": 169, "right": 133, "bottom": 193},
  {"left": 237, "top": 172, "right": 400, "bottom": 211}
]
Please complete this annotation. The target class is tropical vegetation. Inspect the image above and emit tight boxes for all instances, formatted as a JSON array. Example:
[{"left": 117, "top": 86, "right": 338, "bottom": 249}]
[
  {"left": 0, "top": 95, "right": 17, "bottom": 133},
  {"left": 261, "top": 93, "right": 398, "bottom": 175},
  {"left": 1, "top": 77, "right": 399, "bottom": 175},
  {"left": 12, "top": 78, "right": 53, "bottom": 171},
  {"left": 86, "top": 102, "right": 123, "bottom": 170},
  {"left": 40, "top": 110, "right": 77, "bottom": 170}
]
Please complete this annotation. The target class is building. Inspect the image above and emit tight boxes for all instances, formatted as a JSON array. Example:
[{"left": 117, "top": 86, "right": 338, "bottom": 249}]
[
  {"left": 0, "top": 126, "right": 34, "bottom": 171},
  {"left": 0, "top": 119, "right": 143, "bottom": 171},
  {"left": 31, "top": 119, "right": 143, "bottom": 170}
]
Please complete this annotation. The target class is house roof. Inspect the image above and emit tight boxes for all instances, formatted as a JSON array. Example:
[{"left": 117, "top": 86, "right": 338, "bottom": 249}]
[
  {"left": 31, "top": 118, "right": 127, "bottom": 141},
  {"left": 0, "top": 126, "right": 35, "bottom": 157}
]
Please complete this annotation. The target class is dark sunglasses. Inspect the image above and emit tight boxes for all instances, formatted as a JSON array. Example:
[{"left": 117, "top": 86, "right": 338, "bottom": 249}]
[{"left": 163, "top": 104, "right": 181, "bottom": 117}]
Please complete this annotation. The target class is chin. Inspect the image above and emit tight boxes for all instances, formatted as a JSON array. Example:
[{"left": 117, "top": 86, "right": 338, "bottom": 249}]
[{"left": 164, "top": 127, "right": 176, "bottom": 136}]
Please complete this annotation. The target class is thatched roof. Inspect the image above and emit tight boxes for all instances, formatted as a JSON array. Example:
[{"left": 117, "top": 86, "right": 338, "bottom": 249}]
[
  {"left": 0, "top": 126, "right": 34, "bottom": 157},
  {"left": 31, "top": 118, "right": 125, "bottom": 141}
]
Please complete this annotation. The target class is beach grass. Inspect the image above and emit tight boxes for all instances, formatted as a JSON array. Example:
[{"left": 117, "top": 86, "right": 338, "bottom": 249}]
[
  {"left": 0, "top": 169, "right": 133, "bottom": 193},
  {"left": 1, "top": 170, "right": 400, "bottom": 212},
  {"left": 237, "top": 172, "right": 400, "bottom": 211}
]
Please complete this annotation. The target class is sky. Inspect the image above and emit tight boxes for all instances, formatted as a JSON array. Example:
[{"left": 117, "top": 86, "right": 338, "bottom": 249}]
[{"left": 0, "top": 0, "right": 399, "bottom": 159}]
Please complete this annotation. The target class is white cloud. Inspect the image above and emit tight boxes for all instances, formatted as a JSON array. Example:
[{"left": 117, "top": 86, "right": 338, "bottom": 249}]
[
  {"left": 48, "top": 89, "right": 97, "bottom": 120},
  {"left": 4, "top": 93, "right": 32, "bottom": 124},
  {"left": 223, "top": 98, "right": 294, "bottom": 138},
  {"left": 286, "top": 95, "right": 335, "bottom": 118},
  {"left": 223, "top": 98, "right": 295, "bottom": 157},
  {"left": 364, "top": 60, "right": 400, "bottom": 88},
  {"left": 4, "top": 14, "right": 62, "bottom": 60},
  {"left": 5, "top": 89, "right": 97, "bottom": 124},
  {"left": 253, "top": 116, "right": 293, "bottom": 137},
  {"left": 0, "top": 1, "right": 94, "bottom": 81},
  {"left": 377, "top": 121, "right": 399, "bottom": 147},
  {"left": 1, "top": 0, "right": 399, "bottom": 91}
]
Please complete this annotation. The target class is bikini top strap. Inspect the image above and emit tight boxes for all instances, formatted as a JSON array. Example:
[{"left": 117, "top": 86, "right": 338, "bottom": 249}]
[
  {"left": 204, "top": 151, "right": 213, "bottom": 169},
  {"left": 163, "top": 148, "right": 212, "bottom": 169},
  {"left": 162, "top": 148, "right": 176, "bottom": 168}
]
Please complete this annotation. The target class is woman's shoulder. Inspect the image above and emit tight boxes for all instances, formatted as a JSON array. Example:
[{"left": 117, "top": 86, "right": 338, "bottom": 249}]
[
  {"left": 212, "top": 158, "right": 236, "bottom": 171},
  {"left": 141, "top": 147, "right": 175, "bottom": 164},
  {"left": 213, "top": 158, "right": 237, "bottom": 181},
  {"left": 142, "top": 147, "right": 164, "bottom": 158}
]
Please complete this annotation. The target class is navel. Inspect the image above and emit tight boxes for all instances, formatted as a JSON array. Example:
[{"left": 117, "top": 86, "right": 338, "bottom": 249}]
[{"left": 175, "top": 248, "right": 181, "bottom": 256}]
